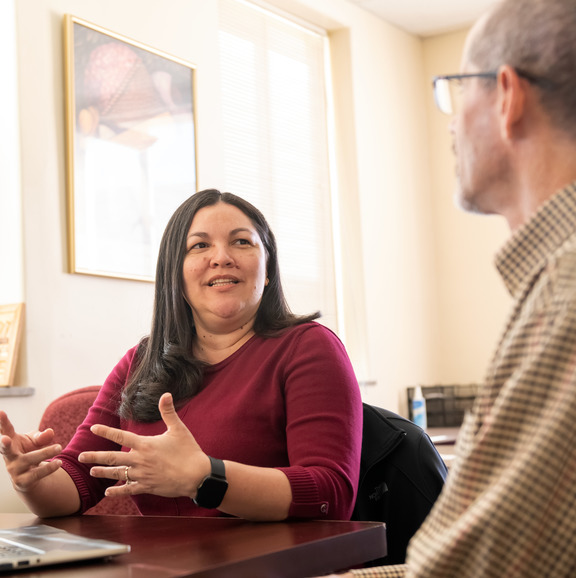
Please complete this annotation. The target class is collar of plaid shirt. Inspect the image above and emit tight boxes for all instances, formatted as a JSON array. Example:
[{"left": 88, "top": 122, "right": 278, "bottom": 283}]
[{"left": 496, "top": 181, "right": 576, "bottom": 298}]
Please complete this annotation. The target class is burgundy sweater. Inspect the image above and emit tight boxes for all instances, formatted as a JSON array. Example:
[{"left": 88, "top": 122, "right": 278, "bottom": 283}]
[{"left": 58, "top": 322, "right": 363, "bottom": 520}]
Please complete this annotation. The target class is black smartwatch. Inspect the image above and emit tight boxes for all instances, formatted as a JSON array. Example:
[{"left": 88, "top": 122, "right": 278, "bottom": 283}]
[{"left": 193, "top": 456, "right": 229, "bottom": 509}]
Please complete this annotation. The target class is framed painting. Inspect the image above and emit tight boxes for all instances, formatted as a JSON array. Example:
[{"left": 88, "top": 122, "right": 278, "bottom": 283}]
[
  {"left": 0, "top": 303, "right": 24, "bottom": 387},
  {"left": 63, "top": 15, "right": 198, "bottom": 281}
]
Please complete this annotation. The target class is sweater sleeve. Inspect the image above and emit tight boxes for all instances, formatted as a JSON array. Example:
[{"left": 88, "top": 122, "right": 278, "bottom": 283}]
[
  {"left": 276, "top": 324, "right": 362, "bottom": 520},
  {"left": 56, "top": 347, "right": 138, "bottom": 512}
]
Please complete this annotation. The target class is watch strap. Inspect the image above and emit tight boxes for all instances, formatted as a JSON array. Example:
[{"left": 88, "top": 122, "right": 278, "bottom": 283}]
[{"left": 208, "top": 456, "right": 226, "bottom": 481}]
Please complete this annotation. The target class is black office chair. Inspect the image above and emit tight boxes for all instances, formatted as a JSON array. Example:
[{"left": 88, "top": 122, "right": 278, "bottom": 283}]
[{"left": 352, "top": 403, "right": 448, "bottom": 565}]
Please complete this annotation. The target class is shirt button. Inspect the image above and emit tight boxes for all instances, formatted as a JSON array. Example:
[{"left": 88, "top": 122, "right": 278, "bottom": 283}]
[{"left": 320, "top": 504, "right": 328, "bottom": 514}]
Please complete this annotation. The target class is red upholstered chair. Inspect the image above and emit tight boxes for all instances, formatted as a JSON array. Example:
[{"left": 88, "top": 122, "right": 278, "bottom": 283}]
[{"left": 39, "top": 386, "right": 140, "bottom": 516}]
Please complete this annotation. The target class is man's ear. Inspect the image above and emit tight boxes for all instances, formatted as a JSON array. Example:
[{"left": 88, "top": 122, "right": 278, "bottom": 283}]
[{"left": 497, "top": 65, "right": 527, "bottom": 140}]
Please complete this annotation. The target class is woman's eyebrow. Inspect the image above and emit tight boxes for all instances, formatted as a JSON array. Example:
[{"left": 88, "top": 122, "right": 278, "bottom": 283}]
[
  {"left": 187, "top": 231, "right": 208, "bottom": 240},
  {"left": 187, "top": 227, "right": 255, "bottom": 240},
  {"left": 230, "top": 227, "right": 254, "bottom": 236}
]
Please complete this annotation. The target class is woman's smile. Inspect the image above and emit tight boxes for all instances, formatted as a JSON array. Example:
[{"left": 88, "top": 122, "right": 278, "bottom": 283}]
[{"left": 208, "top": 275, "right": 240, "bottom": 288}]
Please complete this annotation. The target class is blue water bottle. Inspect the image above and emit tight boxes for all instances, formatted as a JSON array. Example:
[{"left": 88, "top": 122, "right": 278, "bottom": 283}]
[{"left": 412, "top": 385, "right": 427, "bottom": 429}]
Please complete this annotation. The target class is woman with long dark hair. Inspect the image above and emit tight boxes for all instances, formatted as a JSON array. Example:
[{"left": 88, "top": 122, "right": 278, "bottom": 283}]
[{"left": 1, "top": 190, "right": 362, "bottom": 522}]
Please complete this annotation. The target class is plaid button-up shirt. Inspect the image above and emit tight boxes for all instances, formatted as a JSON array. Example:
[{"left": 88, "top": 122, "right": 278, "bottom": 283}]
[{"left": 352, "top": 182, "right": 576, "bottom": 577}]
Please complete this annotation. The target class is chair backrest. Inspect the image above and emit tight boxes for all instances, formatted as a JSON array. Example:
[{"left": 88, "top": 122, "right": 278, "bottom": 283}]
[
  {"left": 352, "top": 403, "right": 448, "bottom": 565},
  {"left": 39, "top": 386, "right": 140, "bottom": 516}
]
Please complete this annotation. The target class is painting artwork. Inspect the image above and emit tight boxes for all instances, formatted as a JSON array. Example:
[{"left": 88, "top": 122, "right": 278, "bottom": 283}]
[
  {"left": 0, "top": 303, "right": 24, "bottom": 387},
  {"left": 64, "top": 15, "right": 197, "bottom": 281}
]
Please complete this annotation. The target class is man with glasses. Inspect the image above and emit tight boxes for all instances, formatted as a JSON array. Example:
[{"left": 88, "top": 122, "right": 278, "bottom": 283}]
[{"left": 322, "top": 0, "right": 576, "bottom": 576}]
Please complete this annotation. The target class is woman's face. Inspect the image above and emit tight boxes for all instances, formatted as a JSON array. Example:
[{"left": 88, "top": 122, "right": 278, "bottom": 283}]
[{"left": 182, "top": 202, "right": 268, "bottom": 334}]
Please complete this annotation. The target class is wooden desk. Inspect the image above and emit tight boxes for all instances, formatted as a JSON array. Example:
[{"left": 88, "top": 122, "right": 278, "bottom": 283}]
[
  {"left": 0, "top": 514, "right": 386, "bottom": 577},
  {"left": 428, "top": 426, "right": 460, "bottom": 468}
]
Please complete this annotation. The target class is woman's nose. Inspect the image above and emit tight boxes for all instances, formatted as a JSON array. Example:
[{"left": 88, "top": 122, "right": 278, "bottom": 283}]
[{"left": 210, "top": 245, "right": 234, "bottom": 267}]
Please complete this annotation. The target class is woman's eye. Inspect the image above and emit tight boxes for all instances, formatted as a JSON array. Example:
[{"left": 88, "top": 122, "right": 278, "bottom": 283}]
[
  {"left": 233, "top": 238, "right": 251, "bottom": 246},
  {"left": 189, "top": 241, "right": 208, "bottom": 250}
]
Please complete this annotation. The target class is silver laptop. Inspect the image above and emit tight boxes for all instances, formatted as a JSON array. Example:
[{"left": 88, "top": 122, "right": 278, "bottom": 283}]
[{"left": 0, "top": 524, "right": 130, "bottom": 572}]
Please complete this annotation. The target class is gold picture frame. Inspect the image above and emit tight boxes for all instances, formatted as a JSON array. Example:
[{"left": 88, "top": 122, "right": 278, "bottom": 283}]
[
  {"left": 0, "top": 303, "right": 24, "bottom": 387},
  {"left": 63, "top": 15, "right": 198, "bottom": 281}
]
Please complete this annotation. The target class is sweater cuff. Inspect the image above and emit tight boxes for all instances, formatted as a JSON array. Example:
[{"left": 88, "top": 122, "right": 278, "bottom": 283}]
[
  {"left": 277, "top": 466, "right": 329, "bottom": 519},
  {"left": 59, "top": 457, "right": 110, "bottom": 513}
]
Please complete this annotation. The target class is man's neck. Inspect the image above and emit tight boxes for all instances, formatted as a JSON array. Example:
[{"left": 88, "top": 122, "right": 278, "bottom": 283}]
[{"left": 503, "top": 132, "right": 576, "bottom": 231}]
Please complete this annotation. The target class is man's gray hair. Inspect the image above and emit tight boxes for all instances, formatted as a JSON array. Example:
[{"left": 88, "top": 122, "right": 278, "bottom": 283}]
[{"left": 469, "top": 0, "right": 576, "bottom": 136}]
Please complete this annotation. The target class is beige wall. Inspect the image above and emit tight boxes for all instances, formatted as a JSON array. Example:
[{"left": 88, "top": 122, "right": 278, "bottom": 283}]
[
  {"left": 422, "top": 30, "right": 511, "bottom": 384},
  {"left": 1, "top": 0, "right": 513, "bottom": 512}
]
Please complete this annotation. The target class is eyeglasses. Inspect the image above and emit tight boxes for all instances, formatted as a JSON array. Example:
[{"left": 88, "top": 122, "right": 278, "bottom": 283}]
[
  {"left": 432, "top": 69, "right": 553, "bottom": 115},
  {"left": 432, "top": 72, "right": 497, "bottom": 115}
]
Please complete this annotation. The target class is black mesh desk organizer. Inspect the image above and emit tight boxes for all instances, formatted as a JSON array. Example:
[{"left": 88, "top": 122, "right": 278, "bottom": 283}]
[{"left": 406, "top": 384, "right": 479, "bottom": 427}]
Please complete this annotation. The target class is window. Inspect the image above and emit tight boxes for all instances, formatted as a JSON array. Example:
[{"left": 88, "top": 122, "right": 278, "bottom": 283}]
[{"left": 218, "top": 0, "right": 339, "bottom": 331}]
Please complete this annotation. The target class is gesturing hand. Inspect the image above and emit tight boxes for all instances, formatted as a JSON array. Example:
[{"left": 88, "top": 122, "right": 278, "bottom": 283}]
[
  {"left": 0, "top": 411, "right": 62, "bottom": 492},
  {"left": 79, "top": 392, "right": 211, "bottom": 499}
]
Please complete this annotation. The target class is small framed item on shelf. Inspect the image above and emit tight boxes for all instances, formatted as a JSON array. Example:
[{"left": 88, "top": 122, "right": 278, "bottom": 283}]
[{"left": 0, "top": 303, "right": 24, "bottom": 386}]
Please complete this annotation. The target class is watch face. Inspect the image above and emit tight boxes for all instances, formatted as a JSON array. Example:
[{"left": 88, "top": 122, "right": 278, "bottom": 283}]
[
  {"left": 194, "top": 476, "right": 229, "bottom": 509},
  {"left": 193, "top": 459, "right": 228, "bottom": 509}
]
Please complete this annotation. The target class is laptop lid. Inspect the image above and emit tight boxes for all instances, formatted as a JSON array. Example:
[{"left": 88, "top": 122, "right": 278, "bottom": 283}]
[{"left": 0, "top": 524, "right": 130, "bottom": 572}]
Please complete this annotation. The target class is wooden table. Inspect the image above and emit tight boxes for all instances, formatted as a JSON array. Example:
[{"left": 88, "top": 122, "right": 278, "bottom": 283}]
[
  {"left": 0, "top": 514, "right": 386, "bottom": 577},
  {"left": 428, "top": 426, "right": 460, "bottom": 468}
]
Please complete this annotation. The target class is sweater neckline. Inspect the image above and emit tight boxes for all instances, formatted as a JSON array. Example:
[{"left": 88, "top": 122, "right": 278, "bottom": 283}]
[{"left": 202, "top": 333, "right": 260, "bottom": 373}]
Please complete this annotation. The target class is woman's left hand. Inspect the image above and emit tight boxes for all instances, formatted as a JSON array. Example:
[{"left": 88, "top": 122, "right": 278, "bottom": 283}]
[{"left": 79, "top": 392, "right": 210, "bottom": 499}]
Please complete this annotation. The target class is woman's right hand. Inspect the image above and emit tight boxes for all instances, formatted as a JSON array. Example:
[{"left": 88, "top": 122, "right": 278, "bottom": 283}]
[{"left": 0, "top": 411, "right": 63, "bottom": 493}]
